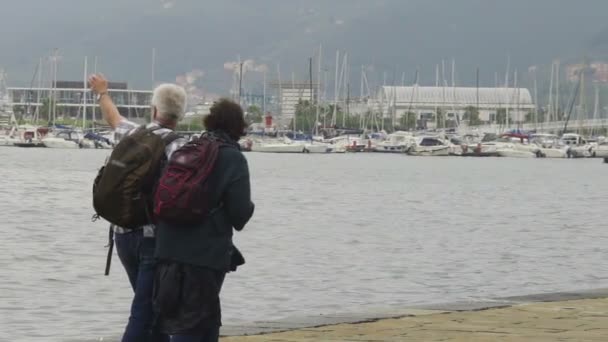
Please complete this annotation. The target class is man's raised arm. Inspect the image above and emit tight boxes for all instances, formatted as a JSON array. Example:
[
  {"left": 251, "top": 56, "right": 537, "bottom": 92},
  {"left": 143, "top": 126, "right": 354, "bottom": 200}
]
[{"left": 88, "top": 74, "right": 124, "bottom": 129}]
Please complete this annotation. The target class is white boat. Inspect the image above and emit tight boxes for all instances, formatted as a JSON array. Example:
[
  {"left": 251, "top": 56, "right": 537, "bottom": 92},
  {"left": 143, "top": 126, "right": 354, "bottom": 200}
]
[
  {"left": 81, "top": 131, "right": 114, "bottom": 149},
  {"left": 592, "top": 142, "right": 608, "bottom": 158},
  {"left": 496, "top": 145, "right": 537, "bottom": 158},
  {"left": 530, "top": 134, "right": 567, "bottom": 158},
  {"left": 561, "top": 133, "right": 593, "bottom": 158},
  {"left": 0, "top": 126, "right": 19, "bottom": 146},
  {"left": 407, "top": 136, "right": 450, "bottom": 156},
  {"left": 41, "top": 136, "right": 80, "bottom": 149},
  {"left": 12, "top": 125, "right": 48, "bottom": 147},
  {"left": 477, "top": 133, "right": 538, "bottom": 158},
  {"left": 0, "top": 135, "right": 19, "bottom": 146},
  {"left": 41, "top": 130, "right": 86, "bottom": 149},
  {"left": 250, "top": 137, "right": 307, "bottom": 153},
  {"left": 537, "top": 147, "right": 567, "bottom": 158},
  {"left": 325, "top": 135, "right": 369, "bottom": 153},
  {"left": 303, "top": 142, "right": 333, "bottom": 153},
  {"left": 251, "top": 143, "right": 305, "bottom": 153},
  {"left": 374, "top": 131, "right": 414, "bottom": 153}
]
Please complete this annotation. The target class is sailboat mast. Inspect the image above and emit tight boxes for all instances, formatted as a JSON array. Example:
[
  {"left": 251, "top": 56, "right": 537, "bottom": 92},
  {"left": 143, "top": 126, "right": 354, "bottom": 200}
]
[
  {"left": 555, "top": 60, "right": 560, "bottom": 120},
  {"left": 93, "top": 56, "right": 98, "bottom": 128},
  {"left": 83, "top": 56, "right": 88, "bottom": 130},
  {"left": 578, "top": 65, "right": 586, "bottom": 134},
  {"left": 332, "top": 50, "right": 340, "bottom": 128},
  {"left": 52, "top": 48, "right": 59, "bottom": 127},
  {"left": 504, "top": 58, "right": 510, "bottom": 129},
  {"left": 292, "top": 71, "right": 296, "bottom": 134},
  {"left": 435, "top": 64, "right": 439, "bottom": 128},
  {"left": 35, "top": 58, "right": 42, "bottom": 121},
  {"left": 315, "top": 44, "right": 322, "bottom": 136},
  {"left": 343, "top": 54, "right": 349, "bottom": 128},
  {"left": 514, "top": 70, "right": 519, "bottom": 128},
  {"left": 548, "top": 63, "right": 554, "bottom": 123},
  {"left": 533, "top": 67, "right": 538, "bottom": 129},
  {"left": 592, "top": 85, "right": 599, "bottom": 137},
  {"left": 309, "top": 56, "right": 314, "bottom": 134},
  {"left": 277, "top": 63, "right": 282, "bottom": 126},
  {"left": 360, "top": 65, "right": 364, "bottom": 130},
  {"left": 262, "top": 70, "right": 266, "bottom": 115}
]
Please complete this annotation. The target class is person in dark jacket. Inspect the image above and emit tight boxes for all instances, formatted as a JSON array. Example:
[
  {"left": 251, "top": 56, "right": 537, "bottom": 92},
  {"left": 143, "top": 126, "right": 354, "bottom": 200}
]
[{"left": 154, "top": 99, "right": 254, "bottom": 342}]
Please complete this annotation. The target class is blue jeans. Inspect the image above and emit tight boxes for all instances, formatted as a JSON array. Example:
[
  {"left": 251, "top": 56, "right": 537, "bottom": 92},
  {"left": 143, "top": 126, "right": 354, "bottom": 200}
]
[
  {"left": 115, "top": 229, "right": 169, "bottom": 342},
  {"left": 170, "top": 327, "right": 220, "bottom": 342}
]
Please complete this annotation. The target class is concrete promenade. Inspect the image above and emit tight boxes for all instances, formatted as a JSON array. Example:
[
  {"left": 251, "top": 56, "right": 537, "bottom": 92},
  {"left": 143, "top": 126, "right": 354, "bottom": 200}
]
[{"left": 221, "top": 288, "right": 608, "bottom": 341}]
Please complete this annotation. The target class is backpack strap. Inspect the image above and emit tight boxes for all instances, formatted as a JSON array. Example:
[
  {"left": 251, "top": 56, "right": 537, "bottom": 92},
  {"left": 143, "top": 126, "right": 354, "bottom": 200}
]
[{"left": 162, "top": 131, "right": 181, "bottom": 146}]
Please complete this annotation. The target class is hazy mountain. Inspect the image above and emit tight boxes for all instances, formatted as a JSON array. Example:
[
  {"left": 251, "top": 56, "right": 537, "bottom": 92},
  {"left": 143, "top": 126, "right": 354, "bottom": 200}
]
[{"left": 1, "top": 0, "right": 607, "bottom": 95}]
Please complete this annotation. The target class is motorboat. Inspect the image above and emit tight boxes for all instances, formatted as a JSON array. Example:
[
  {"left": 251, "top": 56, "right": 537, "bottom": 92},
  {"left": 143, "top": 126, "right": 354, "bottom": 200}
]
[
  {"left": 82, "top": 131, "right": 113, "bottom": 149},
  {"left": 561, "top": 133, "right": 592, "bottom": 158},
  {"left": 13, "top": 126, "right": 48, "bottom": 148},
  {"left": 495, "top": 146, "right": 537, "bottom": 158},
  {"left": 325, "top": 135, "right": 369, "bottom": 153},
  {"left": 592, "top": 142, "right": 608, "bottom": 158},
  {"left": 41, "top": 130, "right": 81, "bottom": 149},
  {"left": 250, "top": 137, "right": 308, "bottom": 153},
  {"left": 0, "top": 126, "right": 19, "bottom": 146},
  {"left": 374, "top": 131, "right": 414, "bottom": 153},
  {"left": 530, "top": 134, "right": 567, "bottom": 158},
  {"left": 407, "top": 136, "right": 450, "bottom": 156}
]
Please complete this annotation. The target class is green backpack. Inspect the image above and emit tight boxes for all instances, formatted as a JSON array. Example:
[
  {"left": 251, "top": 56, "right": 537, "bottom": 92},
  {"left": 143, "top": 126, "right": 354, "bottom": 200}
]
[{"left": 93, "top": 126, "right": 178, "bottom": 229}]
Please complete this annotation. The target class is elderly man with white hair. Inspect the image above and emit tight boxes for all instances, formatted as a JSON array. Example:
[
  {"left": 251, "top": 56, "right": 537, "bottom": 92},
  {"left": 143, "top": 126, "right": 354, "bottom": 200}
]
[{"left": 89, "top": 73, "right": 187, "bottom": 342}]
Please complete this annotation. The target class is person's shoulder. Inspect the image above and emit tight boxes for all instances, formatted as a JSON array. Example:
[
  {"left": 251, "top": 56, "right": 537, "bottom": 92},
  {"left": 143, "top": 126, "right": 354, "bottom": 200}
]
[
  {"left": 115, "top": 118, "right": 139, "bottom": 136},
  {"left": 165, "top": 136, "right": 187, "bottom": 159},
  {"left": 220, "top": 143, "right": 245, "bottom": 158},
  {"left": 218, "top": 144, "right": 248, "bottom": 167}
]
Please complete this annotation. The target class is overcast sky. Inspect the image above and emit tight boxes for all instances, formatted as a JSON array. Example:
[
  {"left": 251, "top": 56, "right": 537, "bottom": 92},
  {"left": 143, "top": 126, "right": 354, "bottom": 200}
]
[{"left": 1, "top": 0, "right": 607, "bottom": 94}]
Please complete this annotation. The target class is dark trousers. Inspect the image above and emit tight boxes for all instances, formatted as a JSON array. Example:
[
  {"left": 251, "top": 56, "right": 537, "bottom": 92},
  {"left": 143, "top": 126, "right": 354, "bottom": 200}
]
[
  {"left": 115, "top": 229, "right": 169, "bottom": 342},
  {"left": 170, "top": 328, "right": 220, "bottom": 342},
  {"left": 154, "top": 262, "right": 224, "bottom": 342}
]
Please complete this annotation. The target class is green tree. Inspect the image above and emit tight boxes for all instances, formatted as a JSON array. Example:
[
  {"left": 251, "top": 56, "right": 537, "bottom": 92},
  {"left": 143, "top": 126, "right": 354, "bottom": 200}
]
[
  {"left": 436, "top": 109, "right": 445, "bottom": 129},
  {"left": 246, "top": 105, "right": 263, "bottom": 124},
  {"left": 293, "top": 100, "right": 316, "bottom": 132},
  {"left": 496, "top": 108, "right": 507, "bottom": 125},
  {"left": 38, "top": 97, "right": 56, "bottom": 122},
  {"left": 463, "top": 106, "right": 481, "bottom": 126},
  {"left": 399, "top": 111, "right": 417, "bottom": 130}
]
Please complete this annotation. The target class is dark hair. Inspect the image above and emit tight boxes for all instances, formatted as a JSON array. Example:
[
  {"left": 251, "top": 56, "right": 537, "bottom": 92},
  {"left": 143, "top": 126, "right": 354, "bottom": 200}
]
[{"left": 203, "top": 98, "right": 247, "bottom": 140}]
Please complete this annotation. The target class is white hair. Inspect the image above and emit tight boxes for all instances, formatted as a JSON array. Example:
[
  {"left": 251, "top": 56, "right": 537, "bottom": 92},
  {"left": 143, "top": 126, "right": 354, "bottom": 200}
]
[{"left": 151, "top": 83, "right": 187, "bottom": 123}]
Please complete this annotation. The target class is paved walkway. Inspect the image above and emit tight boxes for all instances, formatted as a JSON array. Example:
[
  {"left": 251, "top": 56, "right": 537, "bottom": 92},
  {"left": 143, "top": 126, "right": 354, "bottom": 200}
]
[{"left": 222, "top": 298, "right": 608, "bottom": 341}]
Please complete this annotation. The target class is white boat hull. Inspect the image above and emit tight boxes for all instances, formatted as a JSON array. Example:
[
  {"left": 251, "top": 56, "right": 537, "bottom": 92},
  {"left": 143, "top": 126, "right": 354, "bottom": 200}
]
[
  {"left": 0, "top": 137, "right": 18, "bottom": 146},
  {"left": 407, "top": 146, "right": 450, "bottom": 156},
  {"left": 303, "top": 144, "right": 333, "bottom": 153},
  {"left": 538, "top": 148, "right": 567, "bottom": 158},
  {"left": 251, "top": 143, "right": 306, "bottom": 153},
  {"left": 497, "top": 149, "right": 536, "bottom": 158},
  {"left": 568, "top": 146, "right": 592, "bottom": 158},
  {"left": 374, "top": 145, "right": 409, "bottom": 153},
  {"left": 41, "top": 138, "right": 80, "bottom": 149},
  {"left": 594, "top": 150, "right": 608, "bottom": 158}
]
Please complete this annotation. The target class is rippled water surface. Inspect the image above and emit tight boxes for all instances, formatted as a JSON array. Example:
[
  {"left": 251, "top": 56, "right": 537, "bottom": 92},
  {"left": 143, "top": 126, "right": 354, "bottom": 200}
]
[{"left": 2, "top": 147, "right": 607, "bottom": 341}]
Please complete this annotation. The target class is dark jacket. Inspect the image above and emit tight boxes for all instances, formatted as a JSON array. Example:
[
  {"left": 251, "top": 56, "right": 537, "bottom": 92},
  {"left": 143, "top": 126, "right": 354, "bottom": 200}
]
[{"left": 155, "top": 131, "right": 254, "bottom": 272}]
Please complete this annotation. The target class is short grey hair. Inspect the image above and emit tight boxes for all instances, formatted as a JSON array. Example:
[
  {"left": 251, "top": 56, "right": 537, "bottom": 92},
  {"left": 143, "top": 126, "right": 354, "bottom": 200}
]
[{"left": 151, "top": 83, "right": 187, "bottom": 123}]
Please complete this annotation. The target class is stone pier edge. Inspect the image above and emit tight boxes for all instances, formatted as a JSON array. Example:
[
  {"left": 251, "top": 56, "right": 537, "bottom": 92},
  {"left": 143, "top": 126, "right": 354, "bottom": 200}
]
[{"left": 220, "top": 287, "right": 608, "bottom": 337}]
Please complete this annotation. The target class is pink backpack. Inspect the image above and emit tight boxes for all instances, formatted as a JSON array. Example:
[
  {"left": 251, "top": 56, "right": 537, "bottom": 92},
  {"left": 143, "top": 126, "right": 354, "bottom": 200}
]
[{"left": 154, "top": 134, "right": 227, "bottom": 224}]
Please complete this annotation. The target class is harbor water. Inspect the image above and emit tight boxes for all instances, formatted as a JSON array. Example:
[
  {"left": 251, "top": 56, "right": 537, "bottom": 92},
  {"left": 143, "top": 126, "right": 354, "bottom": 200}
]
[{"left": 1, "top": 148, "right": 607, "bottom": 341}]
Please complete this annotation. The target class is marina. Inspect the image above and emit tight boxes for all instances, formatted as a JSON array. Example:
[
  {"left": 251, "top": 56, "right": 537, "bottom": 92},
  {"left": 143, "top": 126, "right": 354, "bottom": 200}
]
[{"left": 3, "top": 2, "right": 608, "bottom": 341}]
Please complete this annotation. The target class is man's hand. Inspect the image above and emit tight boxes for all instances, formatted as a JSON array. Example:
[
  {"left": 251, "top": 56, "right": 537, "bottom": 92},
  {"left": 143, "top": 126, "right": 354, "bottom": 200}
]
[
  {"left": 88, "top": 73, "right": 109, "bottom": 94},
  {"left": 88, "top": 73, "right": 123, "bottom": 129}
]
